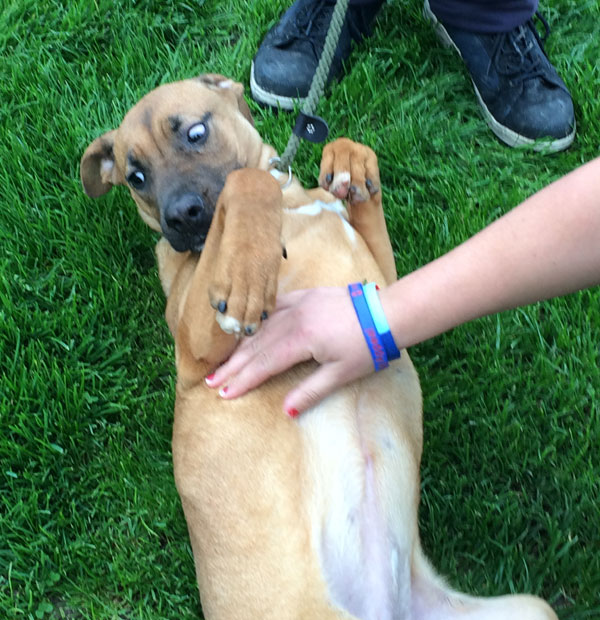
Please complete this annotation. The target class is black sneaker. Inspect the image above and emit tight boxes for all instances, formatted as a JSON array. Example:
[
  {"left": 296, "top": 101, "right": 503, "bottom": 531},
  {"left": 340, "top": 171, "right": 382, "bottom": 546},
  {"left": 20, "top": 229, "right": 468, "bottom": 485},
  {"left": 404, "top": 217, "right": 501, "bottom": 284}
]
[
  {"left": 251, "top": 0, "right": 382, "bottom": 109},
  {"left": 424, "top": 0, "right": 575, "bottom": 152}
]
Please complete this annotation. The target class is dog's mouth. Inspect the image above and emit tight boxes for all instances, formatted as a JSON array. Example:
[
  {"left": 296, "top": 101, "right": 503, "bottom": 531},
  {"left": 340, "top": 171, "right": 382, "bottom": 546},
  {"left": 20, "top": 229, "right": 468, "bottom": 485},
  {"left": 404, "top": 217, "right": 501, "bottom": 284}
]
[
  {"left": 163, "top": 230, "right": 208, "bottom": 253},
  {"left": 189, "top": 238, "right": 206, "bottom": 253}
]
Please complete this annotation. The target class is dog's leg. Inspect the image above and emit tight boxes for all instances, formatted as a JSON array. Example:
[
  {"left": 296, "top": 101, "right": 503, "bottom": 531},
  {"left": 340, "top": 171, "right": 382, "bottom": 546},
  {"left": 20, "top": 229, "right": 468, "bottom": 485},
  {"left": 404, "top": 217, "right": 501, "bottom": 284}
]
[
  {"left": 319, "top": 138, "right": 397, "bottom": 283},
  {"left": 204, "top": 169, "right": 283, "bottom": 338},
  {"left": 174, "top": 168, "right": 283, "bottom": 384},
  {"left": 410, "top": 550, "right": 558, "bottom": 620}
]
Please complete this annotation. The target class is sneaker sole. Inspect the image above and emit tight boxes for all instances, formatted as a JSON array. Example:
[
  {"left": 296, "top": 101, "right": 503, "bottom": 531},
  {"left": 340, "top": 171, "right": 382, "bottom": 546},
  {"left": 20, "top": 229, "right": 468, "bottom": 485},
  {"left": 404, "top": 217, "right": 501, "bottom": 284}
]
[
  {"left": 250, "top": 62, "right": 306, "bottom": 110},
  {"left": 422, "top": 0, "right": 575, "bottom": 152}
]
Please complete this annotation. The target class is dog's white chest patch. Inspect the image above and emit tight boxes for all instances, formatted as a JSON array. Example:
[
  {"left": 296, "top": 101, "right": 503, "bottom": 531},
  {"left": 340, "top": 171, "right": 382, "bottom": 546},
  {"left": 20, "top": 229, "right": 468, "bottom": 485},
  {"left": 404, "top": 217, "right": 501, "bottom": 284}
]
[{"left": 286, "top": 200, "right": 356, "bottom": 244}]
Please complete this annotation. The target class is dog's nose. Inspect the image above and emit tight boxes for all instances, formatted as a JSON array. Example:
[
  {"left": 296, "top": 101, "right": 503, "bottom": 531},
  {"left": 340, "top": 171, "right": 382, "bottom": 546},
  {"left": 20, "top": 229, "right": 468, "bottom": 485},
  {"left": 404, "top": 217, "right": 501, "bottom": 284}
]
[{"left": 163, "top": 194, "right": 207, "bottom": 233}]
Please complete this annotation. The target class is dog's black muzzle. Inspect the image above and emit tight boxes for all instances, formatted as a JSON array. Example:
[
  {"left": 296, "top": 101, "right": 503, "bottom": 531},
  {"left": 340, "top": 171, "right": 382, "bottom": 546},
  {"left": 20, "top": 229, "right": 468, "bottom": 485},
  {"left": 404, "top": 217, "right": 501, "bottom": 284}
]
[{"left": 160, "top": 192, "right": 214, "bottom": 253}]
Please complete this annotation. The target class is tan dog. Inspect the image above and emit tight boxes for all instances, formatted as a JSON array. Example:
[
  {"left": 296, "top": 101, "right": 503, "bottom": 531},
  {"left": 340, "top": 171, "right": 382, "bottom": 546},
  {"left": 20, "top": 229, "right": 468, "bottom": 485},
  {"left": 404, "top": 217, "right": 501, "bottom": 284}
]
[{"left": 81, "top": 75, "right": 557, "bottom": 620}]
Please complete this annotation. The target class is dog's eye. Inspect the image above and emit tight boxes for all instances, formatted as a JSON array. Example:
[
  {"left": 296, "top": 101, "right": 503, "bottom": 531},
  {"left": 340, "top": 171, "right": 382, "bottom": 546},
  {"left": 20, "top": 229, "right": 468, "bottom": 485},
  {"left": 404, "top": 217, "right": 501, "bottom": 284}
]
[
  {"left": 127, "top": 170, "right": 146, "bottom": 190},
  {"left": 187, "top": 122, "right": 208, "bottom": 144}
]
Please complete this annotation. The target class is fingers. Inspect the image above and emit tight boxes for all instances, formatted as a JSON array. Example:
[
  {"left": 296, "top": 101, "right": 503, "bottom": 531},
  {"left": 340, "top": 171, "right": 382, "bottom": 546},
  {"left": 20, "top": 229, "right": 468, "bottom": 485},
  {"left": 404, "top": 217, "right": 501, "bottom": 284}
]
[
  {"left": 206, "top": 290, "right": 313, "bottom": 393},
  {"left": 212, "top": 322, "right": 312, "bottom": 399},
  {"left": 282, "top": 362, "right": 351, "bottom": 418},
  {"left": 205, "top": 285, "right": 376, "bottom": 418}
]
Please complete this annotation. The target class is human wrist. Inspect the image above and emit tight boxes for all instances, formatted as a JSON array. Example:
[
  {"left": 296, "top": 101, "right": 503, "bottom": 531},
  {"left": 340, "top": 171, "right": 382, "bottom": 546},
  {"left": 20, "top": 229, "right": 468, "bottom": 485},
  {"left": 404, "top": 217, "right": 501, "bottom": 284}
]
[
  {"left": 377, "top": 264, "right": 464, "bottom": 351},
  {"left": 347, "top": 282, "right": 401, "bottom": 371},
  {"left": 376, "top": 279, "right": 415, "bottom": 352},
  {"left": 362, "top": 282, "right": 401, "bottom": 360}
]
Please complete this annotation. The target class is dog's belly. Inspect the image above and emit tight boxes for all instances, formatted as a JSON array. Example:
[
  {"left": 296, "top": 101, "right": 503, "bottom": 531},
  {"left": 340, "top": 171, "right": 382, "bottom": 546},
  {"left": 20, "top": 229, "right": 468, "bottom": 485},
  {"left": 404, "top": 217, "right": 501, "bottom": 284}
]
[
  {"left": 299, "top": 360, "right": 422, "bottom": 620},
  {"left": 173, "top": 356, "right": 422, "bottom": 620},
  {"left": 273, "top": 200, "right": 424, "bottom": 619}
]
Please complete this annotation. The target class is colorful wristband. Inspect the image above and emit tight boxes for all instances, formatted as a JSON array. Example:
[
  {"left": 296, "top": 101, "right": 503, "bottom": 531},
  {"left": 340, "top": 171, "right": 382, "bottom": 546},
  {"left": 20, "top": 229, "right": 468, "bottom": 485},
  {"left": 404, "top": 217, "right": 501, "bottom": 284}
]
[
  {"left": 363, "top": 282, "right": 401, "bottom": 361},
  {"left": 348, "top": 283, "right": 389, "bottom": 371}
]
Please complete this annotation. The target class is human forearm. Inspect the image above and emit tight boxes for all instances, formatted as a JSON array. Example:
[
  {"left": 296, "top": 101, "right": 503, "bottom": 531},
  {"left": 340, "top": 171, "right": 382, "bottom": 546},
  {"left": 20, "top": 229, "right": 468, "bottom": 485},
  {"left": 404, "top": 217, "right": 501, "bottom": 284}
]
[{"left": 381, "top": 157, "right": 600, "bottom": 349}]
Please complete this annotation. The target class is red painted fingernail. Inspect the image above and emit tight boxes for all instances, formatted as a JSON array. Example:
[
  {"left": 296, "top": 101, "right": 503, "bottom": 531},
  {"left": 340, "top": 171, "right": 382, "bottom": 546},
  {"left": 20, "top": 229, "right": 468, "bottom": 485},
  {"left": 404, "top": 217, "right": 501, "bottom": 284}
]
[
  {"left": 375, "top": 284, "right": 380, "bottom": 291},
  {"left": 287, "top": 407, "right": 299, "bottom": 418},
  {"left": 205, "top": 373, "right": 216, "bottom": 383},
  {"left": 219, "top": 386, "right": 229, "bottom": 397}
]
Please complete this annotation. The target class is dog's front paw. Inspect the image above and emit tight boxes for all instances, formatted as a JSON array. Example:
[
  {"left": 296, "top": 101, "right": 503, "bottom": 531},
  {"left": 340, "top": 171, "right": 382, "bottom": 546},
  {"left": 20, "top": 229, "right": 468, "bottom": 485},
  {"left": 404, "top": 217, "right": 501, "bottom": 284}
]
[
  {"left": 209, "top": 276, "right": 276, "bottom": 337},
  {"left": 207, "top": 169, "right": 283, "bottom": 337},
  {"left": 318, "top": 138, "right": 380, "bottom": 205}
]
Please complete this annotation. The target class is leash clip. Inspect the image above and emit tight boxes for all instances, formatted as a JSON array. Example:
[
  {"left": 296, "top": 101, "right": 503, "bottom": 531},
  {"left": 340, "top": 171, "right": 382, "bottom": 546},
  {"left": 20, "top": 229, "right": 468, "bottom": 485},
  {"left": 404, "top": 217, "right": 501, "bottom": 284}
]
[
  {"left": 268, "top": 157, "right": 293, "bottom": 190},
  {"left": 293, "top": 112, "right": 329, "bottom": 144}
]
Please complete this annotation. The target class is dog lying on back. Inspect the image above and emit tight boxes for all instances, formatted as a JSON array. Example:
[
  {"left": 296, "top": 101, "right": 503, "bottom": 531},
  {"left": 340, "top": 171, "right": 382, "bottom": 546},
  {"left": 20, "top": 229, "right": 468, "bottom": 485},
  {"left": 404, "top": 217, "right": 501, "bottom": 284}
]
[{"left": 81, "top": 74, "right": 558, "bottom": 620}]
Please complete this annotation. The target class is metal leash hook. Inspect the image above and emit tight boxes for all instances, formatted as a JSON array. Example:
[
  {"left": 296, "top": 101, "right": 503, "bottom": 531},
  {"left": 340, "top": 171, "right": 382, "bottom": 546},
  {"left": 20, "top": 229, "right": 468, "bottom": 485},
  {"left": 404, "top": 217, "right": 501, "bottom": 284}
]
[
  {"left": 275, "top": 0, "right": 350, "bottom": 173},
  {"left": 268, "top": 157, "right": 293, "bottom": 190}
]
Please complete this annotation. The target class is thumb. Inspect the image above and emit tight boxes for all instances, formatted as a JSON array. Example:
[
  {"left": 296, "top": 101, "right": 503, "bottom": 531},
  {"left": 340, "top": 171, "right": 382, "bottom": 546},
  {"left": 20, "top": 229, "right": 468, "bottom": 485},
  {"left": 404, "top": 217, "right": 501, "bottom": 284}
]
[{"left": 283, "top": 363, "right": 348, "bottom": 418}]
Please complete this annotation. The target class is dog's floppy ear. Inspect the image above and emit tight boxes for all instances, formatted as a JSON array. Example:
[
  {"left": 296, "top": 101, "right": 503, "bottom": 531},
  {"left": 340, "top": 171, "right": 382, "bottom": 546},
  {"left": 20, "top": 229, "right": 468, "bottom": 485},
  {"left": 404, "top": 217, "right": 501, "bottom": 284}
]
[
  {"left": 80, "top": 130, "right": 122, "bottom": 198},
  {"left": 195, "top": 74, "right": 254, "bottom": 127}
]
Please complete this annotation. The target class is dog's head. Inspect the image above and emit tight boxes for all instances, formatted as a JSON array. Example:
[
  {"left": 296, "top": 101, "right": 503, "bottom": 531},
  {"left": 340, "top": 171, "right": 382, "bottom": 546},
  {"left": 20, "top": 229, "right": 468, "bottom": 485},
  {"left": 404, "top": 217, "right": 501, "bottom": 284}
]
[{"left": 81, "top": 75, "right": 271, "bottom": 252}]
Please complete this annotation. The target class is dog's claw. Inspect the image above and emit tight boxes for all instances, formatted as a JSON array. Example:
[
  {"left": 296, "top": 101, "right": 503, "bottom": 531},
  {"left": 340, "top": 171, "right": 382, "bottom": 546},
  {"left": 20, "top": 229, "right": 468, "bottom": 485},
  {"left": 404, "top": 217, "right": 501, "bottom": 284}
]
[
  {"left": 217, "top": 300, "right": 227, "bottom": 313},
  {"left": 261, "top": 311, "right": 268, "bottom": 321},
  {"left": 366, "top": 179, "right": 379, "bottom": 196},
  {"left": 282, "top": 246, "right": 287, "bottom": 260},
  {"left": 349, "top": 185, "right": 364, "bottom": 203}
]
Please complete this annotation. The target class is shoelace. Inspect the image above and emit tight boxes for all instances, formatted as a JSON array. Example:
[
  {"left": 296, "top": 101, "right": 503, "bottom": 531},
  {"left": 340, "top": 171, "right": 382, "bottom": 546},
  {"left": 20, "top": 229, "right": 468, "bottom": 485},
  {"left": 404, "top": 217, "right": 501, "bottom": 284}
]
[
  {"left": 284, "top": 0, "right": 362, "bottom": 55},
  {"left": 491, "top": 12, "right": 551, "bottom": 82},
  {"left": 301, "top": 0, "right": 335, "bottom": 37}
]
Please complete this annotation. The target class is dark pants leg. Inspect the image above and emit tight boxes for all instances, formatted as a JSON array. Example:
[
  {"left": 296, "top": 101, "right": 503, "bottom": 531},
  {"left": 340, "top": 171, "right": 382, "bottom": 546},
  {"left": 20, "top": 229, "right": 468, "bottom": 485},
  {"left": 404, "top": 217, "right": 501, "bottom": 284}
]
[
  {"left": 427, "top": 0, "right": 539, "bottom": 33},
  {"left": 351, "top": 0, "right": 538, "bottom": 34}
]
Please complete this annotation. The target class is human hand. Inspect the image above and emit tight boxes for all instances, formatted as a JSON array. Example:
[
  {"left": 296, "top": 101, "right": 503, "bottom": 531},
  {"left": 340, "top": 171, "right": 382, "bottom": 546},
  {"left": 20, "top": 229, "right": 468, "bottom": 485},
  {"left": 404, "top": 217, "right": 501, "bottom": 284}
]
[{"left": 205, "top": 287, "right": 375, "bottom": 417}]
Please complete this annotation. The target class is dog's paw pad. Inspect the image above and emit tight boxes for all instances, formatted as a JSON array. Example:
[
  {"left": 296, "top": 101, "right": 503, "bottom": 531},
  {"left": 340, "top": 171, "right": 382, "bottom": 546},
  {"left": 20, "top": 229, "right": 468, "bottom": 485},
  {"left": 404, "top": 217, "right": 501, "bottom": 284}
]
[
  {"left": 216, "top": 311, "right": 242, "bottom": 335},
  {"left": 329, "top": 171, "right": 351, "bottom": 199},
  {"left": 215, "top": 313, "right": 262, "bottom": 337}
]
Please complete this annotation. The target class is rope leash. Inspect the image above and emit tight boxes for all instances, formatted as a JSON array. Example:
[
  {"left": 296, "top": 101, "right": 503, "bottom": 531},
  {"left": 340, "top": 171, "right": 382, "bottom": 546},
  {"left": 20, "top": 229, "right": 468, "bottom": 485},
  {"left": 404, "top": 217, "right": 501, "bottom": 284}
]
[{"left": 275, "top": 0, "right": 350, "bottom": 172}]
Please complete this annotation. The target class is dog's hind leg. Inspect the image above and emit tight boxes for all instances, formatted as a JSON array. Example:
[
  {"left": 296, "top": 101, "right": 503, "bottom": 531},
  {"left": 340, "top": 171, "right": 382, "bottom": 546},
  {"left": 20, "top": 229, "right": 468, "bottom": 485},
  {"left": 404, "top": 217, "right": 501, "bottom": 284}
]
[
  {"left": 319, "top": 138, "right": 397, "bottom": 283},
  {"left": 410, "top": 551, "right": 558, "bottom": 620}
]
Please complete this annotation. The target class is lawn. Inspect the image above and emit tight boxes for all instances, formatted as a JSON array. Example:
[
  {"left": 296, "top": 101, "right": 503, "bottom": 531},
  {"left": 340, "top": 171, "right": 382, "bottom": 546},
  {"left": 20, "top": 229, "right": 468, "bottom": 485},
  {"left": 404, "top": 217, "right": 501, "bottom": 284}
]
[{"left": 0, "top": 0, "right": 598, "bottom": 618}]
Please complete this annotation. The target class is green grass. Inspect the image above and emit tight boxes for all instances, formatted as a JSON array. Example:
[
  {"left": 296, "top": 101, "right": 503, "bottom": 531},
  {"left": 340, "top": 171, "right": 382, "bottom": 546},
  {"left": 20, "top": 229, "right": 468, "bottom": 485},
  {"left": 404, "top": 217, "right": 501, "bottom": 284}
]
[{"left": 1, "top": 0, "right": 598, "bottom": 618}]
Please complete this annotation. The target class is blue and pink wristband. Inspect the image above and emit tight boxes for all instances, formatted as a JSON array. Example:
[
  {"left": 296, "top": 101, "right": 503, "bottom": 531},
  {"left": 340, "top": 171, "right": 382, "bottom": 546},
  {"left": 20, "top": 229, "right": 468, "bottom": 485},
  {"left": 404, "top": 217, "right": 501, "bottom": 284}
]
[{"left": 348, "top": 282, "right": 401, "bottom": 371}]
